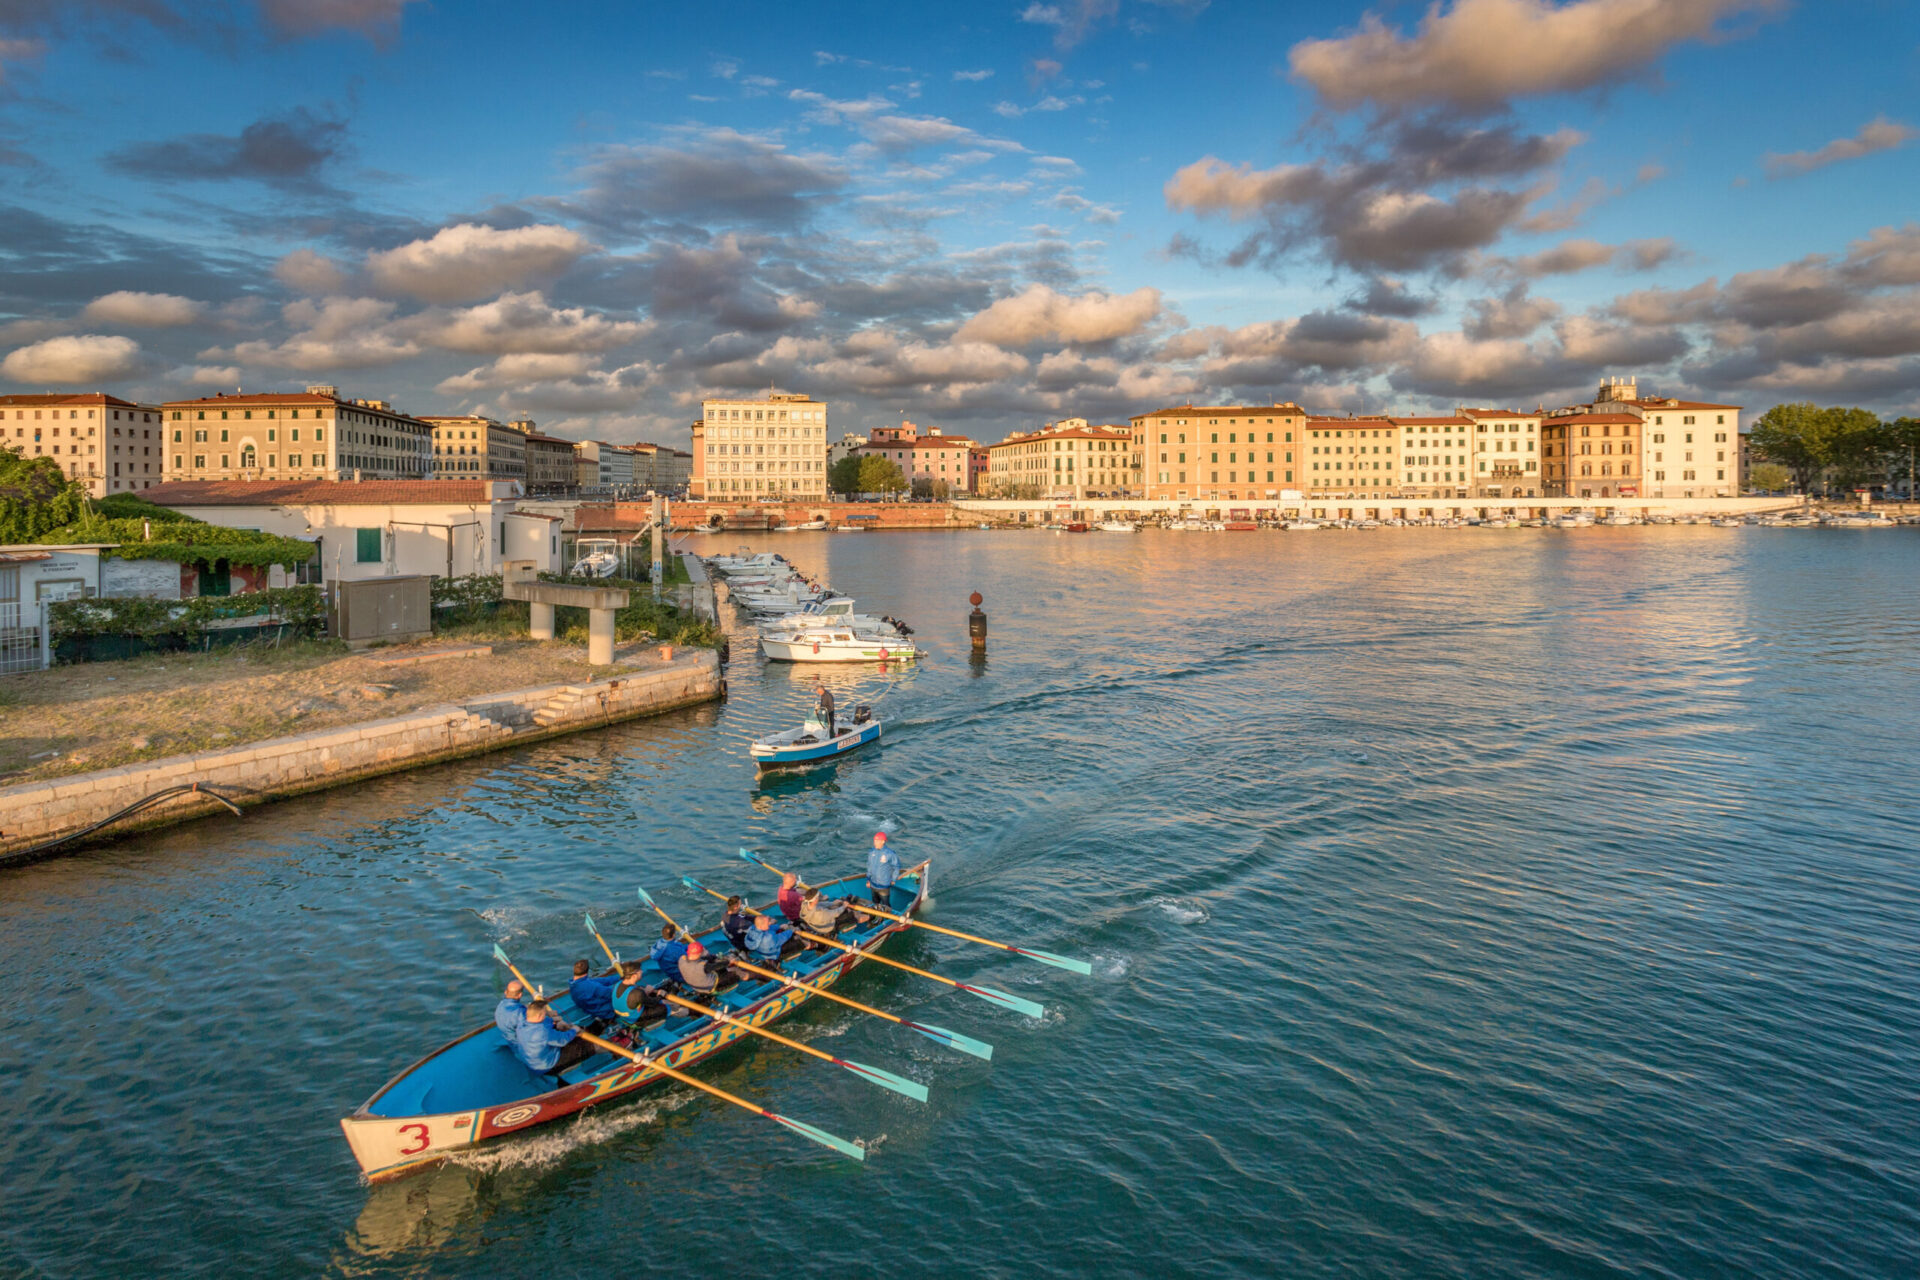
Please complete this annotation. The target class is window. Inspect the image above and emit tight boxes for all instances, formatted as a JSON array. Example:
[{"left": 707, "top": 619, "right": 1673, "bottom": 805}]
[{"left": 356, "top": 528, "right": 383, "bottom": 563}]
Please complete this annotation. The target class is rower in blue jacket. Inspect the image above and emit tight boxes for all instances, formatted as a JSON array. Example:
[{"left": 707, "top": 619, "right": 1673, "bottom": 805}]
[
  {"left": 744, "top": 913, "right": 798, "bottom": 969},
  {"left": 567, "top": 959, "right": 619, "bottom": 1027},
  {"left": 866, "top": 831, "right": 901, "bottom": 910},
  {"left": 513, "top": 1000, "right": 596, "bottom": 1079},
  {"left": 648, "top": 924, "right": 688, "bottom": 980},
  {"left": 494, "top": 980, "right": 527, "bottom": 1042}
]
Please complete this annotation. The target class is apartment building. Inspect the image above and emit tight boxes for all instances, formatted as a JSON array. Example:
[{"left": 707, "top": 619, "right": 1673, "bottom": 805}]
[
  {"left": 1130, "top": 404, "right": 1306, "bottom": 501},
  {"left": 860, "top": 421, "right": 978, "bottom": 495},
  {"left": 618, "top": 442, "right": 690, "bottom": 493},
  {"left": 1, "top": 393, "right": 164, "bottom": 496},
  {"left": 418, "top": 415, "right": 526, "bottom": 481},
  {"left": 1637, "top": 397, "right": 1741, "bottom": 497},
  {"left": 1387, "top": 416, "right": 1473, "bottom": 497},
  {"left": 504, "top": 422, "right": 577, "bottom": 493},
  {"left": 691, "top": 391, "right": 829, "bottom": 500},
  {"left": 1542, "top": 412, "right": 1643, "bottom": 498},
  {"left": 1306, "top": 416, "right": 1400, "bottom": 500},
  {"left": 985, "top": 420, "right": 1134, "bottom": 498},
  {"left": 1461, "top": 408, "right": 1543, "bottom": 498},
  {"left": 161, "top": 386, "right": 431, "bottom": 483}
]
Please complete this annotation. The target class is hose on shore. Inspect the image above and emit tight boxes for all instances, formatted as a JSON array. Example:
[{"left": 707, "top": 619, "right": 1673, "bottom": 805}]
[{"left": 4, "top": 781, "right": 244, "bottom": 865}]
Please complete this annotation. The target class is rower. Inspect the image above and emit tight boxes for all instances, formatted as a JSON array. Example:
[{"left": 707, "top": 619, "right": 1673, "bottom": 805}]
[
  {"left": 800, "top": 886, "right": 856, "bottom": 948},
  {"left": 722, "top": 896, "right": 755, "bottom": 953},
  {"left": 494, "top": 979, "right": 527, "bottom": 1043},
  {"left": 676, "top": 939, "right": 740, "bottom": 1003},
  {"left": 866, "top": 831, "right": 901, "bottom": 911},
  {"left": 514, "top": 1000, "right": 597, "bottom": 1080},
  {"left": 607, "top": 960, "right": 669, "bottom": 1030},
  {"left": 744, "top": 913, "right": 799, "bottom": 970},
  {"left": 568, "top": 959, "right": 620, "bottom": 1031},
  {"left": 777, "top": 872, "right": 805, "bottom": 925},
  {"left": 649, "top": 924, "right": 688, "bottom": 981}
]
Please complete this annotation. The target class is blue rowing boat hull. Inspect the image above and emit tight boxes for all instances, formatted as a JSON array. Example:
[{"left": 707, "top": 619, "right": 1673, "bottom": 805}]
[
  {"left": 342, "top": 864, "right": 928, "bottom": 1181},
  {"left": 751, "top": 721, "right": 882, "bottom": 769}
]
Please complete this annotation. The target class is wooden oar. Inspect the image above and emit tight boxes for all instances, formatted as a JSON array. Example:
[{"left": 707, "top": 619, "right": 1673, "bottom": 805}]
[
  {"left": 729, "top": 957, "right": 994, "bottom": 1062},
  {"left": 738, "top": 847, "right": 1093, "bottom": 976},
  {"left": 639, "top": 884, "right": 991, "bottom": 1062},
  {"left": 489, "top": 944, "right": 864, "bottom": 1162},
  {"left": 582, "top": 917, "right": 927, "bottom": 1103},
  {"left": 683, "top": 875, "right": 1045, "bottom": 1019}
]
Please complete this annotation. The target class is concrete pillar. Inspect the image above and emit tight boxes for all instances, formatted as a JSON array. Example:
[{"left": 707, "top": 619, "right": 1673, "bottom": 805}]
[
  {"left": 530, "top": 601, "right": 554, "bottom": 641},
  {"left": 588, "top": 607, "right": 615, "bottom": 665}
]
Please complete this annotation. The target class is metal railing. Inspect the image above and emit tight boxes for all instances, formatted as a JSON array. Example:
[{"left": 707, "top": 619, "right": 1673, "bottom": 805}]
[{"left": 0, "top": 599, "right": 50, "bottom": 674}]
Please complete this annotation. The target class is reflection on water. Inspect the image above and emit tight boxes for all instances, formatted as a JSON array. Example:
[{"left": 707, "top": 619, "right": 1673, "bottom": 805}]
[{"left": 2, "top": 528, "right": 1919, "bottom": 1279}]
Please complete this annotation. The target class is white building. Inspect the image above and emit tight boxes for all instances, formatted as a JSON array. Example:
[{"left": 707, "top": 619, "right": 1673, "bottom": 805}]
[
  {"left": 142, "top": 478, "right": 560, "bottom": 584},
  {"left": 692, "top": 391, "right": 829, "bottom": 500},
  {"left": 1461, "top": 408, "right": 1543, "bottom": 498}
]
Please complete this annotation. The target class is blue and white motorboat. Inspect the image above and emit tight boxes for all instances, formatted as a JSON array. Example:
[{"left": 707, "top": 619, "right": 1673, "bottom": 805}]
[{"left": 750, "top": 709, "right": 882, "bottom": 769}]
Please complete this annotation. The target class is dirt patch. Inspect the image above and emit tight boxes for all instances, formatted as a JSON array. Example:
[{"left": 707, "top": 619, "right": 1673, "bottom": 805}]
[{"left": 0, "top": 633, "right": 680, "bottom": 785}]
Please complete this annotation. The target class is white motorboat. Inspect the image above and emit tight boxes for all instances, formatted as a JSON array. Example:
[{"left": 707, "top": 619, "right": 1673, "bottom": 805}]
[
  {"left": 1711, "top": 517, "right": 1741, "bottom": 527},
  {"left": 784, "top": 519, "right": 829, "bottom": 531},
  {"left": 759, "top": 597, "right": 911, "bottom": 639},
  {"left": 760, "top": 627, "right": 923, "bottom": 664},
  {"left": 570, "top": 538, "right": 622, "bottom": 578},
  {"left": 1599, "top": 515, "right": 1638, "bottom": 526},
  {"left": 1097, "top": 521, "right": 1136, "bottom": 532},
  {"left": 834, "top": 525, "right": 868, "bottom": 533},
  {"left": 708, "top": 550, "right": 789, "bottom": 575},
  {"left": 751, "top": 711, "right": 883, "bottom": 770},
  {"left": 1283, "top": 520, "right": 1322, "bottom": 531},
  {"left": 734, "top": 586, "right": 834, "bottom": 617}
]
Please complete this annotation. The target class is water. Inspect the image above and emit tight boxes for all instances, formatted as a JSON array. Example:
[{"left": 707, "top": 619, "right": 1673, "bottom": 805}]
[{"left": 3, "top": 528, "right": 1918, "bottom": 1278}]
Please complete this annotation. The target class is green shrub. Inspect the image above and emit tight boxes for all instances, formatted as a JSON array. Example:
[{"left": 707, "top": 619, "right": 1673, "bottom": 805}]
[{"left": 48, "top": 584, "right": 326, "bottom": 638}]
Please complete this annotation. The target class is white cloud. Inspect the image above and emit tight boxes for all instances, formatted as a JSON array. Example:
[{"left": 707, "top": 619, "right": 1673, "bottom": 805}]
[
  {"left": 180, "top": 365, "right": 243, "bottom": 385},
  {"left": 366, "top": 223, "right": 594, "bottom": 303},
  {"left": 953, "top": 69, "right": 995, "bottom": 82},
  {"left": 82, "top": 291, "right": 205, "bottom": 327},
  {"left": 275, "top": 248, "right": 352, "bottom": 295},
  {"left": 1288, "top": 0, "right": 1777, "bottom": 112},
  {"left": 956, "top": 284, "right": 1163, "bottom": 347},
  {"left": 1765, "top": 117, "right": 1917, "bottom": 179},
  {"left": 216, "top": 296, "right": 419, "bottom": 370},
  {"left": 3, "top": 334, "right": 144, "bottom": 383},
  {"left": 409, "top": 291, "right": 650, "bottom": 355}
]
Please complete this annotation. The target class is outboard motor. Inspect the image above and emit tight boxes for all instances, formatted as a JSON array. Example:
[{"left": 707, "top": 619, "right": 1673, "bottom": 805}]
[{"left": 853, "top": 705, "right": 872, "bottom": 724}]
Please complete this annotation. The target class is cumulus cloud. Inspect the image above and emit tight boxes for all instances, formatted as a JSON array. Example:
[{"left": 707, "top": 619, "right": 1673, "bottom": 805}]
[
  {"left": 1463, "top": 285, "right": 1562, "bottom": 339},
  {"left": 809, "top": 332, "right": 1030, "bottom": 392},
  {"left": 366, "top": 224, "right": 592, "bottom": 303},
  {"left": 215, "top": 296, "right": 419, "bottom": 370},
  {"left": 542, "top": 129, "right": 848, "bottom": 235},
  {"left": 1288, "top": 0, "right": 1779, "bottom": 112},
  {"left": 1765, "top": 116, "right": 1917, "bottom": 179},
  {"left": 2, "top": 333, "right": 143, "bottom": 383},
  {"left": 1490, "top": 236, "right": 1677, "bottom": 279},
  {"left": 106, "top": 108, "right": 347, "bottom": 190},
  {"left": 1019, "top": 0, "right": 1119, "bottom": 51},
  {"left": 82, "top": 290, "right": 204, "bottom": 326},
  {"left": 789, "top": 90, "right": 1022, "bottom": 157},
  {"left": 275, "top": 248, "right": 352, "bottom": 295},
  {"left": 956, "top": 284, "right": 1162, "bottom": 347},
  {"left": 408, "top": 291, "right": 649, "bottom": 354},
  {"left": 953, "top": 68, "right": 995, "bottom": 82}
]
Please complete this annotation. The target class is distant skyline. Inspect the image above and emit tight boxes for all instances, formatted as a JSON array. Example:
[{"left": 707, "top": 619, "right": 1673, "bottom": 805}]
[{"left": 1, "top": 0, "right": 1916, "bottom": 447}]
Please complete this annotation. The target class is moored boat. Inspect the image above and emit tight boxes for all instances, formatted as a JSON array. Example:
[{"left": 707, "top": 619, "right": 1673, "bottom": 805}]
[
  {"left": 341, "top": 863, "right": 932, "bottom": 1182},
  {"left": 760, "top": 627, "right": 923, "bottom": 663}
]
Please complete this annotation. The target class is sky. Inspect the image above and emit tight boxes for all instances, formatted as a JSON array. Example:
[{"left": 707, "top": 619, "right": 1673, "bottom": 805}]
[{"left": 0, "top": 0, "right": 1915, "bottom": 448}]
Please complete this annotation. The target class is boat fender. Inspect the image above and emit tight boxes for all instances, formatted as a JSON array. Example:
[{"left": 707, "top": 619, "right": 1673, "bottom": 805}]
[{"left": 812, "top": 640, "right": 820, "bottom": 654}]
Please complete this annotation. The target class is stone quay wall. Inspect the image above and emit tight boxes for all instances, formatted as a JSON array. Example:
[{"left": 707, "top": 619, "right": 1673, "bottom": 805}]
[{"left": 0, "top": 650, "right": 723, "bottom": 865}]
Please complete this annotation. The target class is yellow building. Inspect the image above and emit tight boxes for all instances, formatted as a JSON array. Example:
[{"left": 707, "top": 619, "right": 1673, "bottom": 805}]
[
  {"left": 984, "top": 420, "right": 1132, "bottom": 498},
  {"left": 1305, "top": 416, "right": 1400, "bottom": 499},
  {"left": 1389, "top": 415, "right": 1474, "bottom": 497},
  {"left": 1130, "top": 404, "right": 1306, "bottom": 501},
  {"left": 692, "top": 391, "right": 828, "bottom": 500},
  {"left": 1461, "top": 408, "right": 1543, "bottom": 498},
  {"left": 161, "top": 386, "right": 432, "bottom": 483},
  {"left": 419, "top": 415, "right": 527, "bottom": 481},
  {"left": 2, "top": 393, "right": 164, "bottom": 497}
]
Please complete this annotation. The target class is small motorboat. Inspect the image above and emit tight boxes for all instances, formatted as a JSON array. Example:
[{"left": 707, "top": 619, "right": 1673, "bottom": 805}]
[
  {"left": 570, "top": 538, "right": 622, "bottom": 578},
  {"left": 751, "top": 707, "right": 882, "bottom": 769},
  {"left": 708, "top": 550, "right": 789, "bottom": 575},
  {"left": 760, "top": 627, "right": 924, "bottom": 663},
  {"left": 1283, "top": 520, "right": 1322, "bottom": 531},
  {"left": 834, "top": 525, "right": 868, "bottom": 533},
  {"left": 788, "top": 519, "right": 829, "bottom": 531},
  {"left": 759, "top": 597, "right": 911, "bottom": 638},
  {"left": 1096, "top": 521, "right": 1135, "bottom": 532}
]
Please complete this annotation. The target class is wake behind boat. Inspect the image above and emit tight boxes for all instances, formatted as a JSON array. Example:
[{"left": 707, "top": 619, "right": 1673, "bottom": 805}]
[{"left": 342, "top": 863, "right": 934, "bottom": 1181}]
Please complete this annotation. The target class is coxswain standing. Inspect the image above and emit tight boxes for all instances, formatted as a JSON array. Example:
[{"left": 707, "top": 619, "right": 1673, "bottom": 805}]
[{"left": 866, "top": 831, "right": 901, "bottom": 911}]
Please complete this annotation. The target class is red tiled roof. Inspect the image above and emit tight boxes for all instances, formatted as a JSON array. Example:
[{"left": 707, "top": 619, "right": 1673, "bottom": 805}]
[
  {"left": 2, "top": 392, "right": 150, "bottom": 408},
  {"left": 521, "top": 431, "right": 576, "bottom": 446},
  {"left": 1388, "top": 416, "right": 1474, "bottom": 426},
  {"left": 142, "top": 480, "right": 509, "bottom": 506},
  {"left": 1639, "top": 398, "right": 1741, "bottom": 410},
  {"left": 1459, "top": 408, "right": 1540, "bottom": 418},
  {"left": 162, "top": 392, "right": 338, "bottom": 406},
  {"left": 1131, "top": 404, "right": 1306, "bottom": 418},
  {"left": 1544, "top": 413, "right": 1642, "bottom": 426}
]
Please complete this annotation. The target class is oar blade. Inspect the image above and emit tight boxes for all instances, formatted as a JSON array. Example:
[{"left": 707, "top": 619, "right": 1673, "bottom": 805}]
[
  {"left": 680, "top": 875, "right": 711, "bottom": 896},
  {"left": 908, "top": 1021, "right": 994, "bottom": 1062},
  {"left": 737, "top": 847, "right": 758, "bottom": 865},
  {"left": 770, "top": 1113, "right": 867, "bottom": 1162},
  {"left": 1018, "top": 947, "right": 1094, "bottom": 977},
  {"left": 491, "top": 943, "right": 513, "bottom": 967},
  {"left": 635, "top": 886, "right": 657, "bottom": 908},
  {"left": 966, "top": 983, "right": 1047, "bottom": 1020},
  {"left": 843, "top": 1059, "right": 931, "bottom": 1104},
  {"left": 583, "top": 912, "right": 598, "bottom": 935}
]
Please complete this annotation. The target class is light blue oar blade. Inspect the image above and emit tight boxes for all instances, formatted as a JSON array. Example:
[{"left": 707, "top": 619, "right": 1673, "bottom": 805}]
[
  {"left": 962, "top": 983, "right": 1046, "bottom": 1020},
  {"left": 737, "top": 848, "right": 757, "bottom": 864},
  {"left": 635, "top": 886, "right": 657, "bottom": 908},
  {"left": 907, "top": 1020, "right": 994, "bottom": 1061},
  {"left": 770, "top": 1113, "right": 866, "bottom": 1162},
  {"left": 583, "top": 912, "right": 598, "bottom": 935},
  {"left": 681, "top": 875, "right": 713, "bottom": 896},
  {"left": 843, "top": 1059, "right": 930, "bottom": 1104},
  {"left": 491, "top": 943, "right": 513, "bottom": 967},
  {"left": 1019, "top": 948, "right": 1095, "bottom": 977}
]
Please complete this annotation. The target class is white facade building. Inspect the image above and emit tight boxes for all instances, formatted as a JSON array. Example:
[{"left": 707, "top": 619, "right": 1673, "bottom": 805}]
[{"left": 692, "top": 392, "right": 829, "bottom": 499}]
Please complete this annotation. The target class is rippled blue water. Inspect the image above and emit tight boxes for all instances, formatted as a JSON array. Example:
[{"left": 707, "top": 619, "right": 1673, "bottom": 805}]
[{"left": 3, "top": 528, "right": 1918, "bottom": 1278}]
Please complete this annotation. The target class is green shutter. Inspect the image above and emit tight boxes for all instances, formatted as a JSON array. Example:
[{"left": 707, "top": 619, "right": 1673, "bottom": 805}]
[{"left": 356, "top": 527, "right": 382, "bottom": 563}]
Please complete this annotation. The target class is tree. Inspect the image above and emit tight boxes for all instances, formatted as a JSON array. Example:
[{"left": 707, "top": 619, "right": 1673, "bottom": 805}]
[
  {"left": 828, "top": 453, "right": 863, "bottom": 495},
  {"left": 854, "top": 454, "right": 906, "bottom": 496},
  {"left": 0, "top": 452, "right": 86, "bottom": 543},
  {"left": 1749, "top": 403, "right": 1882, "bottom": 496},
  {"left": 1747, "top": 462, "right": 1791, "bottom": 493},
  {"left": 1879, "top": 416, "right": 1919, "bottom": 499}
]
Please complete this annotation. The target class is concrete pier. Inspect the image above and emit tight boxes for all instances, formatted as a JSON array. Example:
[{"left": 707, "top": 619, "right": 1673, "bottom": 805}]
[{"left": 0, "top": 649, "right": 723, "bottom": 864}]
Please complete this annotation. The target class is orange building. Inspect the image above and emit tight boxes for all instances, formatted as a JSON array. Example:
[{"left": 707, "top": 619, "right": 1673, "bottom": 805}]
[
  {"left": 1542, "top": 412, "right": 1643, "bottom": 498},
  {"left": 1129, "top": 403, "right": 1306, "bottom": 501}
]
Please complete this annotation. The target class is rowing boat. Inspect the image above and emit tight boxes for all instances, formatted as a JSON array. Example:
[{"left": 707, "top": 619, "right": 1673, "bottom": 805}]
[{"left": 340, "top": 863, "right": 931, "bottom": 1181}]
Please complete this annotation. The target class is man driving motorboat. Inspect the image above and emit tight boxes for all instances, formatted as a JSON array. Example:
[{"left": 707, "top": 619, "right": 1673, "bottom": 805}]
[{"left": 814, "top": 679, "right": 836, "bottom": 736}]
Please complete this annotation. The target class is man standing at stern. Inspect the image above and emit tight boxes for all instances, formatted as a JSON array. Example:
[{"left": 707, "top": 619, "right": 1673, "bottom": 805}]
[{"left": 866, "top": 831, "right": 900, "bottom": 911}]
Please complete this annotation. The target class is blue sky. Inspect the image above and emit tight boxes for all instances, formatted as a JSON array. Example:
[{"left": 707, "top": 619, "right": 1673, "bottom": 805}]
[{"left": 1, "top": 0, "right": 1916, "bottom": 445}]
